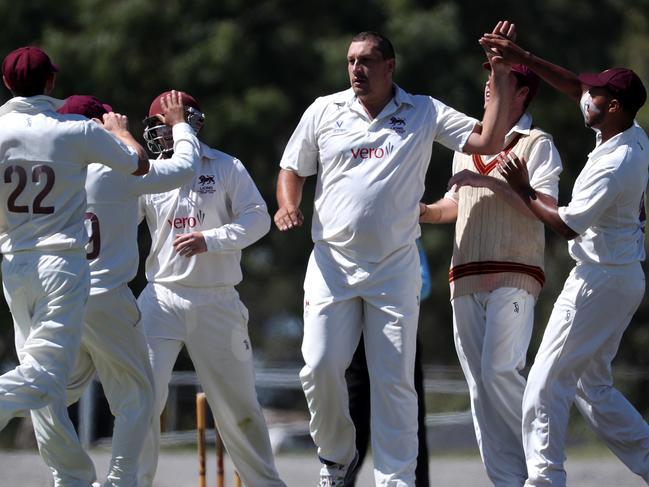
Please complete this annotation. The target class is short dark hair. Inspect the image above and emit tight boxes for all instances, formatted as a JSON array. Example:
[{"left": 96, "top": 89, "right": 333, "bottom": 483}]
[
  {"left": 512, "top": 73, "right": 535, "bottom": 110},
  {"left": 351, "top": 31, "right": 395, "bottom": 60}
]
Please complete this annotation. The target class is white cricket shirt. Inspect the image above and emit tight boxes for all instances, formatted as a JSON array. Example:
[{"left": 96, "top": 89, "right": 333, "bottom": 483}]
[
  {"left": 280, "top": 85, "right": 477, "bottom": 262},
  {"left": 559, "top": 123, "right": 649, "bottom": 265},
  {"left": 0, "top": 96, "right": 139, "bottom": 254},
  {"left": 139, "top": 143, "right": 270, "bottom": 288},
  {"left": 85, "top": 123, "right": 199, "bottom": 295}
]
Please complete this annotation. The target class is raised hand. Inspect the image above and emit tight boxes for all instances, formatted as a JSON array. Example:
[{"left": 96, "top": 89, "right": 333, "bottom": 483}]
[
  {"left": 492, "top": 20, "right": 517, "bottom": 42},
  {"left": 160, "top": 90, "right": 186, "bottom": 127},
  {"left": 497, "top": 152, "right": 531, "bottom": 195},
  {"left": 102, "top": 112, "right": 130, "bottom": 134},
  {"left": 479, "top": 20, "right": 529, "bottom": 66}
]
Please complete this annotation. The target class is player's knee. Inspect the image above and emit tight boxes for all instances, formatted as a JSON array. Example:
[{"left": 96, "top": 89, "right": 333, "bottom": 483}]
[
  {"left": 480, "top": 362, "right": 520, "bottom": 394},
  {"left": 299, "top": 356, "right": 343, "bottom": 389},
  {"left": 577, "top": 381, "right": 613, "bottom": 403}
]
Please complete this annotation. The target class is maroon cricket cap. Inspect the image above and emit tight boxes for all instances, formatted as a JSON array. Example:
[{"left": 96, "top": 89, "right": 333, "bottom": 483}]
[
  {"left": 483, "top": 62, "right": 541, "bottom": 101},
  {"left": 57, "top": 95, "right": 113, "bottom": 120},
  {"left": 148, "top": 91, "right": 200, "bottom": 117},
  {"left": 578, "top": 68, "right": 646, "bottom": 113},
  {"left": 2, "top": 46, "right": 59, "bottom": 96}
]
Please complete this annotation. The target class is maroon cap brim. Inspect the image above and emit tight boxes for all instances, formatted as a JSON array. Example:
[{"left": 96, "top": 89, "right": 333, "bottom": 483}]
[{"left": 578, "top": 72, "right": 606, "bottom": 87}]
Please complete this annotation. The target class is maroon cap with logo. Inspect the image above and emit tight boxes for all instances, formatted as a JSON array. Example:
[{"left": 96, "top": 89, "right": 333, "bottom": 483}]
[
  {"left": 148, "top": 91, "right": 200, "bottom": 117},
  {"left": 578, "top": 68, "right": 646, "bottom": 113},
  {"left": 483, "top": 62, "right": 541, "bottom": 101},
  {"left": 2, "top": 46, "right": 59, "bottom": 96},
  {"left": 57, "top": 95, "right": 113, "bottom": 120}
]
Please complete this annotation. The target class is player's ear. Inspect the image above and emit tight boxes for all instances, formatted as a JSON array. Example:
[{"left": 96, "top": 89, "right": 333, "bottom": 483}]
[
  {"left": 386, "top": 58, "right": 396, "bottom": 76},
  {"left": 516, "top": 86, "right": 530, "bottom": 104},
  {"left": 608, "top": 98, "right": 621, "bottom": 113}
]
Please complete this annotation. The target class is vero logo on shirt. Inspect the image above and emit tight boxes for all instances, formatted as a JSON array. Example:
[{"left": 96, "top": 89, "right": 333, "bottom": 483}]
[
  {"left": 167, "top": 210, "right": 206, "bottom": 229},
  {"left": 350, "top": 142, "right": 394, "bottom": 160}
]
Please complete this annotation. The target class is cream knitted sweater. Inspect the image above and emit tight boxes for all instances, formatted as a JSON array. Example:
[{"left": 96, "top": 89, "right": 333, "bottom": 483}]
[{"left": 449, "top": 129, "right": 550, "bottom": 299}]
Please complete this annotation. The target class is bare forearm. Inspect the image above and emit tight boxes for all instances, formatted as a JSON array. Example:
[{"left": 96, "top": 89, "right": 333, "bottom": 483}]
[
  {"left": 522, "top": 52, "right": 582, "bottom": 102},
  {"left": 276, "top": 169, "right": 305, "bottom": 208},
  {"left": 274, "top": 168, "right": 306, "bottom": 230},
  {"left": 479, "top": 32, "right": 583, "bottom": 103},
  {"left": 516, "top": 186, "right": 578, "bottom": 239},
  {"left": 419, "top": 199, "right": 457, "bottom": 224},
  {"left": 114, "top": 130, "right": 150, "bottom": 175},
  {"left": 464, "top": 73, "right": 514, "bottom": 154}
]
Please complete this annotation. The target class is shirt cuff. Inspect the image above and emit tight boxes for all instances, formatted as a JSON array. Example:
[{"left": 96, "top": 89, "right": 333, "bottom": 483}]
[
  {"left": 172, "top": 122, "right": 193, "bottom": 140},
  {"left": 558, "top": 207, "right": 582, "bottom": 234},
  {"left": 202, "top": 228, "right": 223, "bottom": 253}
]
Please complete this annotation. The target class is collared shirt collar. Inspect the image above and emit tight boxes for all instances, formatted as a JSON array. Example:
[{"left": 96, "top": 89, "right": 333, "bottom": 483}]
[
  {"left": 199, "top": 140, "right": 218, "bottom": 162},
  {"left": 588, "top": 122, "right": 638, "bottom": 160},
  {"left": 0, "top": 95, "right": 64, "bottom": 118},
  {"left": 504, "top": 112, "right": 532, "bottom": 146},
  {"left": 333, "top": 84, "right": 415, "bottom": 115}
]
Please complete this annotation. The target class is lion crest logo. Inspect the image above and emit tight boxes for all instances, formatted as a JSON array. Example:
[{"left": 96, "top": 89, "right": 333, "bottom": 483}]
[
  {"left": 196, "top": 174, "right": 216, "bottom": 194},
  {"left": 389, "top": 116, "right": 406, "bottom": 134},
  {"left": 199, "top": 175, "right": 215, "bottom": 185}
]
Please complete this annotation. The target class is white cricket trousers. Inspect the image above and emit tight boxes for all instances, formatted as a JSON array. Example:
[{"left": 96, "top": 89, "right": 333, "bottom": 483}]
[
  {"left": 523, "top": 262, "right": 649, "bottom": 486},
  {"left": 0, "top": 251, "right": 90, "bottom": 487},
  {"left": 300, "top": 242, "right": 421, "bottom": 487},
  {"left": 31, "top": 283, "right": 154, "bottom": 487},
  {"left": 452, "top": 287, "right": 535, "bottom": 487},
  {"left": 137, "top": 282, "right": 286, "bottom": 487}
]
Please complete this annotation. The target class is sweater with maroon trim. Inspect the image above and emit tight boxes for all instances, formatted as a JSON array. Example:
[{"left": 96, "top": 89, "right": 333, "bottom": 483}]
[{"left": 449, "top": 128, "right": 549, "bottom": 300}]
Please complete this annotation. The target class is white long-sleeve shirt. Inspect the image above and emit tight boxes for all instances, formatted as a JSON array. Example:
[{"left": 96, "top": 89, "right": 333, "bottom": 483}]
[
  {"left": 85, "top": 123, "right": 200, "bottom": 295},
  {"left": 139, "top": 143, "right": 270, "bottom": 288},
  {"left": 0, "top": 96, "right": 139, "bottom": 254}
]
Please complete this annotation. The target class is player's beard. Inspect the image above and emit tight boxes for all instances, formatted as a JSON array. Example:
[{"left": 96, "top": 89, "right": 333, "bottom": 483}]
[
  {"left": 580, "top": 92, "right": 604, "bottom": 128},
  {"left": 585, "top": 109, "right": 606, "bottom": 129}
]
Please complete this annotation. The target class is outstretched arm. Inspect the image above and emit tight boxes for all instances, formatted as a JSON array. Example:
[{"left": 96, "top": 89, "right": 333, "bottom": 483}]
[
  {"left": 103, "top": 112, "right": 150, "bottom": 175},
  {"left": 448, "top": 168, "right": 557, "bottom": 219},
  {"left": 463, "top": 21, "right": 516, "bottom": 154},
  {"left": 498, "top": 153, "right": 578, "bottom": 239},
  {"left": 479, "top": 20, "right": 582, "bottom": 102}
]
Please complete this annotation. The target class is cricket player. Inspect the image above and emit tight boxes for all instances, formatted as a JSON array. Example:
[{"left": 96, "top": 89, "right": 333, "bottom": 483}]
[
  {"left": 136, "top": 91, "right": 286, "bottom": 487},
  {"left": 275, "top": 28, "right": 515, "bottom": 486},
  {"left": 0, "top": 46, "right": 148, "bottom": 485},
  {"left": 24, "top": 91, "right": 200, "bottom": 487},
  {"left": 482, "top": 26, "right": 649, "bottom": 486},
  {"left": 419, "top": 58, "right": 562, "bottom": 486}
]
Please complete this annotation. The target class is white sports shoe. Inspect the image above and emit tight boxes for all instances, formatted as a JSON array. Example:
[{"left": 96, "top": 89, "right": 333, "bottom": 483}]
[
  {"left": 317, "top": 451, "right": 359, "bottom": 487},
  {"left": 318, "top": 475, "right": 344, "bottom": 487}
]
